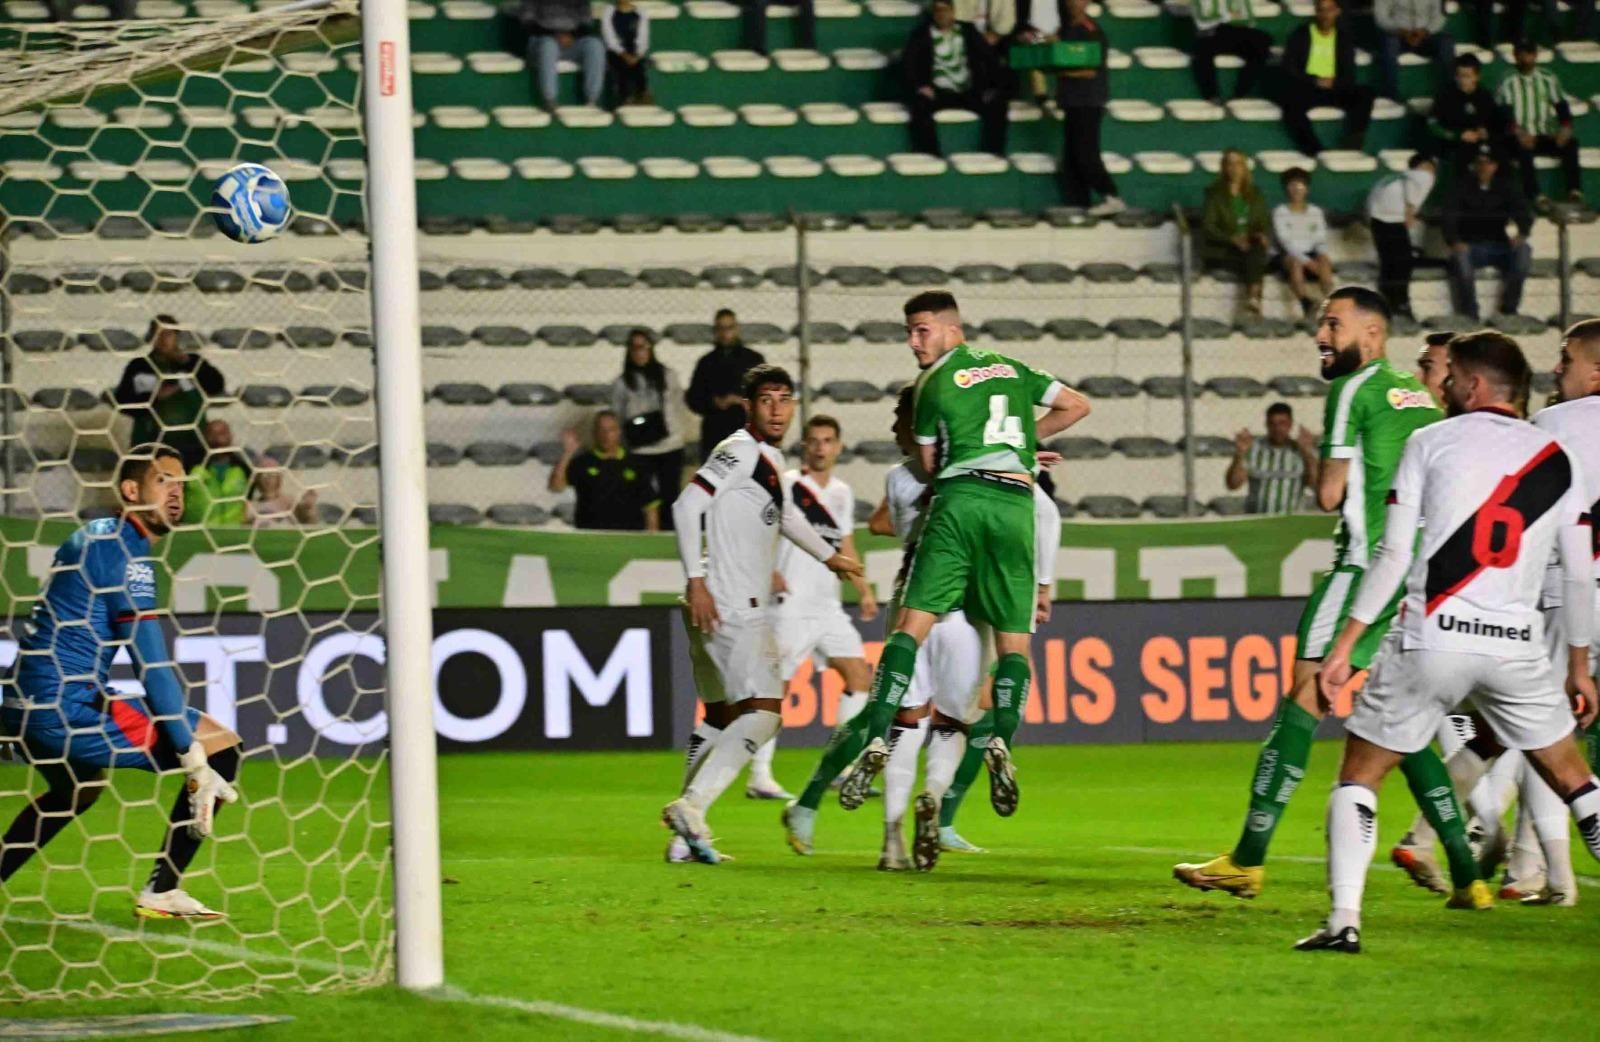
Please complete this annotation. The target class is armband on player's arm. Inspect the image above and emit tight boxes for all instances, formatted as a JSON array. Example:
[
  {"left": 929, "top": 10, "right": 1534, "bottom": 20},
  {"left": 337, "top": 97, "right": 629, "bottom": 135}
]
[
  {"left": 1557, "top": 517, "right": 1595, "bottom": 650},
  {"left": 124, "top": 616, "right": 198, "bottom": 753},
  {"left": 672, "top": 480, "right": 713, "bottom": 580}
]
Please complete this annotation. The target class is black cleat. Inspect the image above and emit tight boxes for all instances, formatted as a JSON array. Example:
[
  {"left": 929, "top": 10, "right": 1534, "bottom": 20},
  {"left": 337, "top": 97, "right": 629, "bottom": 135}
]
[{"left": 1294, "top": 925, "right": 1361, "bottom": 953}]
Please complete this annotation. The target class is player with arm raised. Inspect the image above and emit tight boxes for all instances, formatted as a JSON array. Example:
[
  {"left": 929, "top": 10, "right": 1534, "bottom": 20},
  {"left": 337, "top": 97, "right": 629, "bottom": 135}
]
[
  {"left": 1175, "top": 287, "right": 1486, "bottom": 905},
  {"left": 1299, "top": 331, "right": 1600, "bottom": 953},
  {"left": 662, "top": 365, "right": 863, "bottom": 864},
  {"left": 837, "top": 291, "right": 1089, "bottom": 818},
  {"left": 0, "top": 445, "right": 242, "bottom": 920},
  {"left": 748, "top": 415, "right": 880, "bottom": 801}
]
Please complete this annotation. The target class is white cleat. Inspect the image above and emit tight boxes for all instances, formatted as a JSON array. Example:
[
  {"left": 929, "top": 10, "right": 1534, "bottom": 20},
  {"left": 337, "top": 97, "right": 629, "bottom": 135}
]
[
  {"left": 879, "top": 822, "right": 910, "bottom": 871},
  {"left": 938, "top": 826, "right": 988, "bottom": 855},
  {"left": 666, "top": 835, "right": 734, "bottom": 863},
  {"left": 746, "top": 780, "right": 796, "bottom": 801},
  {"left": 135, "top": 887, "right": 224, "bottom": 921},
  {"left": 1520, "top": 886, "right": 1578, "bottom": 907},
  {"left": 661, "top": 798, "right": 720, "bottom": 865},
  {"left": 782, "top": 800, "right": 816, "bottom": 856},
  {"left": 1499, "top": 870, "right": 1546, "bottom": 901}
]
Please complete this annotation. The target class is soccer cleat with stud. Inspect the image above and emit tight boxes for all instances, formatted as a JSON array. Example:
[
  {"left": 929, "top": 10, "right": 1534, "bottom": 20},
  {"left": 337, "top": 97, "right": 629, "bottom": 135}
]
[
  {"left": 1294, "top": 925, "right": 1360, "bottom": 953},
  {"left": 781, "top": 800, "right": 815, "bottom": 856},
  {"left": 134, "top": 887, "right": 224, "bottom": 921},
  {"left": 1390, "top": 843, "right": 1449, "bottom": 894},
  {"left": 661, "top": 798, "right": 720, "bottom": 865},
  {"left": 913, "top": 792, "right": 942, "bottom": 872},
  {"left": 746, "top": 780, "right": 795, "bottom": 801},
  {"left": 938, "top": 826, "right": 987, "bottom": 854},
  {"left": 1519, "top": 886, "right": 1577, "bottom": 907},
  {"left": 879, "top": 825, "right": 910, "bottom": 871},
  {"left": 984, "top": 739, "right": 1019, "bottom": 817},
  {"left": 1498, "top": 869, "right": 1544, "bottom": 900},
  {"left": 1445, "top": 879, "right": 1494, "bottom": 911},
  {"left": 1173, "top": 853, "right": 1264, "bottom": 898},
  {"left": 838, "top": 737, "right": 887, "bottom": 811}
]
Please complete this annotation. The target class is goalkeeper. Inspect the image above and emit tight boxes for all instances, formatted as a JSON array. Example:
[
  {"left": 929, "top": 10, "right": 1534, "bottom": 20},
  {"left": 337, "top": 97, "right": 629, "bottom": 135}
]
[{"left": 0, "top": 445, "right": 241, "bottom": 920}]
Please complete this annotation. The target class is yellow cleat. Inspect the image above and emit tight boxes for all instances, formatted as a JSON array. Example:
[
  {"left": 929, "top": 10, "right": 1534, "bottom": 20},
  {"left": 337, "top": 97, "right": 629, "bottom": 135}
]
[
  {"left": 1445, "top": 879, "right": 1494, "bottom": 911},
  {"left": 1173, "top": 853, "right": 1264, "bottom": 898}
]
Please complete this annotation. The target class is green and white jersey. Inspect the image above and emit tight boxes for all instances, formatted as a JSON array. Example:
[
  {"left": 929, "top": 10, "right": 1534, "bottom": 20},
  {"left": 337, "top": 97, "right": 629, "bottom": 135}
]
[
  {"left": 1496, "top": 67, "right": 1567, "bottom": 137},
  {"left": 912, "top": 343, "right": 1063, "bottom": 484},
  {"left": 1320, "top": 357, "right": 1441, "bottom": 568}
]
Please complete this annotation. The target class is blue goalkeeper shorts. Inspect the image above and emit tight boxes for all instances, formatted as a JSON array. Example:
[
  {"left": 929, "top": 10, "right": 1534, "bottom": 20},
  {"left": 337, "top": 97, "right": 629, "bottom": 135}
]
[{"left": 2, "top": 685, "right": 197, "bottom": 772}]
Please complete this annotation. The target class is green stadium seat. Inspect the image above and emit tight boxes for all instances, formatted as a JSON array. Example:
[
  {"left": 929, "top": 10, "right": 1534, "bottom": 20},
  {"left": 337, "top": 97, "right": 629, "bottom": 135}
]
[
  {"left": 984, "top": 208, "right": 1036, "bottom": 228},
  {"left": 1077, "top": 375, "right": 1140, "bottom": 398},
  {"left": 337, "top": 445, "right": 379, "bottom": 467},
  {"left": 736, "top": 211, "right": 789, "bottom": 230},
  {"left": 5, "top": 273, "right": 52, "bottom": 295},
  {"left": 1184, "top": 317, "right": 1235, "bottom": 338},
  {"left": 512, "top": 267, "right": 573, "bottom": 290},
  {"left": 249, "top": 269, "right": 317, "bottom": 292},
  {"left": 613, "top": 214, "right": 667, "bottom": 233},
  {"left": 531, "top": 441, "right": 567, "bottom": 465},
  {"left": 342, "top": 329, "right": 375, "bottom": 348},
  {"left": 829, "top": 264, "right": 888, "bottom": 286},
  {"left": 265, "top": 444, "right": 331, "bottom": 469},
  {"left": 500, "top": 383, "right": 561, "bottom": 405},
  {"left": 318, "top": 268, "right": 370, "bottom": 291},
  {"left": 59, "top": 271, "right": 118, "bottom": 294}
]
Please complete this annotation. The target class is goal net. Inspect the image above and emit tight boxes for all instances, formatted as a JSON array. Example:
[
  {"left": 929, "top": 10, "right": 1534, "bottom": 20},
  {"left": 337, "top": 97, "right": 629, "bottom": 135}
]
[{"left": 0, "top": 0, "right": 395, "bottom": 999}]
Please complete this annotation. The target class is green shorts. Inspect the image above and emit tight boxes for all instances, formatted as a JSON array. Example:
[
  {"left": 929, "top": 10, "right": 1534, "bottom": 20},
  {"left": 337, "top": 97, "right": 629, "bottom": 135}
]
[
  {"left": 901, "top": 476, "right": 1036, "bottom": 634},
  {"left": 1294, "top": 563, "right": 1400, "bottom": 669}
]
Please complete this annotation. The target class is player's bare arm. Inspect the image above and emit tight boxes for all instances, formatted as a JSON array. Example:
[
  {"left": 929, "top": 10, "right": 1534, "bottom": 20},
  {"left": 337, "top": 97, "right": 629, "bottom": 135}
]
[{"left": 1034, "top": 383, "right": 1092, "bottom": 442}]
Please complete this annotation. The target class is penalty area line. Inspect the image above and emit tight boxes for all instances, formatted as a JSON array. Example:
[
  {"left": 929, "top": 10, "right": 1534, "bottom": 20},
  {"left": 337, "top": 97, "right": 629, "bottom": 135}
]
[{"left": 429, "top": 986, "right": 776, "bottom": 1042}]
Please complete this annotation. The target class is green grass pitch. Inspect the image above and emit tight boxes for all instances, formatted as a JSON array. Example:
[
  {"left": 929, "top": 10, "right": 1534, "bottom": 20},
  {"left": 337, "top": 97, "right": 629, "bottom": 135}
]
[{"left": 3, "top": 740, "right": 1597, "bottom": 1041}]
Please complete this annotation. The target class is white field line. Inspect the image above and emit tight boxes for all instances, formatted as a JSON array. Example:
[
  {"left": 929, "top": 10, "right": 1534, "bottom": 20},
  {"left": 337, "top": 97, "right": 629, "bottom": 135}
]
[{"left": 0, "top": 915, "right": 371, "bottom": 975}]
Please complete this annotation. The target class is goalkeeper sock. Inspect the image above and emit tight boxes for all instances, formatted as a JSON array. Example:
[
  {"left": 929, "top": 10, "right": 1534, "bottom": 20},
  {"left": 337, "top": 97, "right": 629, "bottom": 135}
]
[
  {"left": 837, "top": 691, "right": 868, "bottom": 724},
  {"left": 1230, "top": 699, "right": 1318, "bottom": 868},
  {"left": 1564, "top": 777, "right": 1600, "bottom": 862},
  {"left": 149, "top": 745, "right": 240, "bottom": 894},
  {"left": 940, "top": 711, "right": 993, "bottom": 827},
  {"left": 0, "top": 782, "right": 98, "bottom": 882},
  {"left": 685, "top": 711, "right": 781, "bottom": 814},
  {"left": 1326, "top": 783, "right": 1377, "bottom": 933},
  {"left": 683, "top": 722, "right": 721, "bottom": 790},
  {"left": 883, "top": 718, "right": 926, "bottom": 826},
  {"left": 797, "top": 713, "right": 870, "bottom": 811},
  {"left": 1398, "top": 747, "right": 1478, "bottom": 889},
  {"left": 863, "top": 632, "right": 919, "bottom": 742},
  {"left": 924, "top": 724, "right": 965, "bottom": 802},
  {"left": 990, "top": 654, "right": 1031, "bottom": 748}
]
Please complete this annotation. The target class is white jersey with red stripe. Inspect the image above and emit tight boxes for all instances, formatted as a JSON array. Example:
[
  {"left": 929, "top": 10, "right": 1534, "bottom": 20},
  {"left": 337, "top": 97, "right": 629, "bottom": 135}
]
[
  {"left": 1385, "top": 408, "right": 1590, "bottom": 659},
  {"left": 685, "top": 429, "right": 806, "bottom": 611},
  {"left": 775, "top": 469, "right": 855, "bottom": 614},
  {"left": 1534, "top": 395, "right": 1600, "bottom": 606}
]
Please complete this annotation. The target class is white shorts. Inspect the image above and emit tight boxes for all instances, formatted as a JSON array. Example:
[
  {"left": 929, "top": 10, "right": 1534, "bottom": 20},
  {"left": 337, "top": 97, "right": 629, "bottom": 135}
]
[
  {"left": 1349, "top": 632, "right": 1576, "bottom": 755},
  {"left": 774, "top": 607, "right": 866, "bottom": 678},
  {"left": 901, "top": 609, "right": 987, "bottom": 724},
  {"left": 686, "top": 606, "right": 782, "bottom": 705}
]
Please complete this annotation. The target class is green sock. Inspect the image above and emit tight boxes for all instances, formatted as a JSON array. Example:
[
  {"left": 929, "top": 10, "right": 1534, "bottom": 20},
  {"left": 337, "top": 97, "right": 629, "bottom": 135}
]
[
  {"left": 939, "top": 710, "right": 993, "bottom": 827},
  {"left": 1398, "top": 747, "right": 1479, "bottom": 889},
  {"left": 1230, "top": 699, "right": 1319, "bottom": 868},
  {"left": 862, "top": 631, "right": 919, "bottom": 742},
  {"left": 1586, "top": 721, "right": 1599, "bottom": 775},
  {"left": 990, "top": 653, "right": 1031, "bottom": 747},
  {"left": 797, "top": 713, "right": 871, "bottom": 811}
]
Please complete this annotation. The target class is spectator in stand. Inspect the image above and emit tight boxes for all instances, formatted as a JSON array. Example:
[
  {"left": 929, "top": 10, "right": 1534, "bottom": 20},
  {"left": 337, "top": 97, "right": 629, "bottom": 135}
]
[
  {"left": 904, "top": 0, "right": 1009, "bottom": 157},
  {"left": 1373, "top": 0, "right": 1454, "bottom": 101},
  {"left": 611, "top": 329, "right": 687, "bottom": 529},
  {"left": 1056, "top": 0, "right": 1124, "bottom": 216},
  {"left": 549, "top": 411, "right": 660, "bottom": 532},
  {"left": 1428, "top": 53, "right": 1504, "bottom": 174},
  {"left": 1226, "top": 403, "right": 1317, "bottom": 514},
  {"left": 956, "top": 0, "right": 1018, "bottom": 44},
  {"left": 183, "top": 420, "right": 318, "bottom": 528},
  {"left": 113, "top": 315, "right": 225, "bottom": 472},
  {"left": 520, "top": 0, "right": 605, "bottom": 110},
  {"left": 1279, "top": 0, "right": 1373, "bottom": 158},
  {"left": 1443, "top": 146, "right": 1534, "bottom": 320},
  {"left": 600, "top": 0, "right": 651, "bottom": 106},
  {"left": 1186, "top": 0, "right": 1272, "bottom": 105},
  {"left": 1498, "top": 38, "right": 1582, "bottom": 209},
  {"left": 686, "top": 309, "right": 765, "bottom": 461},
  {"left": 743, "top": 0, "right": 816, "bottom": 56},
  {"left": 1366, "top": 153, "right": 1438, "bottom": 321},
  {"left": 1272, "top": 167, "right": 1334, "bottom": 317},
  {"left": 1201, "top": 148, "right": 1271, "bottom": 318}
]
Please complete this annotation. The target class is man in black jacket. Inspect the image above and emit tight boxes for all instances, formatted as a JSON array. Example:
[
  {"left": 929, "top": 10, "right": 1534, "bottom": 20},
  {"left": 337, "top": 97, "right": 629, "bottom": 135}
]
[
  {"left": 904, "top": 0, "right": 1009, "bottom": 157},
  {"left": 112, "top": 315, "right": 227, "bottom": 472},
  {"left": 1427, "top": 53, "right": 1505, "bottom": 175},
  {"left": 1443, "top": 147, "right": 1533, "bottom": 320},
  {"left": 685, "top": 309, "right": 766, "bottom": 461},
  {"left": 1279, "top": 0, "right": 1373, "bottom": 157}
]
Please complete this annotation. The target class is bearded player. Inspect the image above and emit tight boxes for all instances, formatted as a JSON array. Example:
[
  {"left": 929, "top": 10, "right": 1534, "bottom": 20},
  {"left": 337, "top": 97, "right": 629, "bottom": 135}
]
[
  {"left": 1175, "top": 287, "right": 1486, "bottom": 906},
  {"left": 835, "top": 291, "right": 1088, "bottom": 817},
  {"left": 0, "top": 445, "right": 242, "bottom": 919}
]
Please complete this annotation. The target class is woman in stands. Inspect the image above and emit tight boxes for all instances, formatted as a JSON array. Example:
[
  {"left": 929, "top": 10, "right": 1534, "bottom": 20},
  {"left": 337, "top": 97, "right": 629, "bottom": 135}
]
[
  {"left": 1201, "top": 147, "right": 1271, "bottom": 319},
  {"left": 611, "top": 329, "right": 688, "bottom": 529}
]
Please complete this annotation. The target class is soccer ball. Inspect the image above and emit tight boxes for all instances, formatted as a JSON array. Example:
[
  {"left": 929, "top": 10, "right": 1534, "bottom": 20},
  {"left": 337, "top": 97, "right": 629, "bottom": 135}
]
[{"left": 211, "top": 162, "right": 292, "bottom": 243}]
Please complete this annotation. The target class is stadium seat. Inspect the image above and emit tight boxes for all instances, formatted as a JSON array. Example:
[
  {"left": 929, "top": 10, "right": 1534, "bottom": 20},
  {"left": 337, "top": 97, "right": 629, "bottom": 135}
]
[
  {"left": 891, "top": 264, "right": 949, "bottom": 285},
  {"left": 250, "top": 269, "right": 317, "bottom": 293},
  {"left": 954, "top": 263, "right": 1012, "bottom": 283},
  {"left": 499, "top": 383, "right": 561, "bottom": 405},
  {"left": 465, "top": 441, "right": 529, "bottom": 466},
  {"left": 1080, "top": 495, "right": 1141, "bottom": 518},
  {"left": 531, "top": 441, "right": 567, "bottom": 465},
  {"left": 337, "top": 445, "right": 379, "bottom": 467},
  {"left": 12, "top": 330, "right": 70, "bottom": 352},
  {"left": 1142, "top": 495, "right": 1189, "bottom": 518},
  {"left": 765, "top": 264, "right": 824, "bottom": 287},
  {"left": 285, "top": 326, "right": 337, "bottom": 349},
  {"left": 30, "top": 388, "right": 101, "bottom": 411},
  {"left": 1209, "top": 495, "right": 1250, "bottom": 516},
  {"left": 822, "top": 380, "right": 884, "bottom": 403},
  {"left": 5, "top": 273, "right": 51, "bottom": 295},
  {"left": 212, "top": 328, "right": 274, "bottom": 350},
  {"left": 488, "top": 503, "right": 551, "bottom": 526},
  {"left": 1185, "top": 317, "right": 1234, "bottom": 339},
  {"left": 538, "top": 325, "right": 598, "bottom": 347},
  {"left": 1080, "top": 262, "right": 1138, "bottom": 283},
  {"left": 1048, "top": 436, "right": 1114, "bottom": 459},
  {"left": 1268, "top": 374, "right": 1325, "bottom": 397},
  {"left": 266, "top": 445, "right": 331, "bottom": 469},
  {"left": 1491, "top": 314, "right": 1548, "bottom": 335},
  {"left": 1236, "top": 316, "right": 1300, "bottom": 339},
  {"left": 853, "top": 440, "right": 901, "bottom": 463},
  {"left": 473, "top": 325, "right": 535, "bottom": 347},
  {"left": 427, "top": 442, "right": 464, "bottom": 466},
  {"left": 422, "top": 325, "right": 471, "bottom": 348},
  {"left": 1108, "top": 317, "right": 1169, "bottom": 340},
  {"left": 855, "top": 321, "right": 904, "bottom": 343},
  {"left": 1205, "top": 376, "right": 1268, "bottom": 398},
  {"left": 797, "top": 321, "right": 852, "bottom": 343},
  {"left": 1141, "top": 376, "right": 1199, "bottom": 399},
  {"left": 576, "top": 268, "right": 635, "bottom": 289},
  {"left": 1077, "top": 375, "right": 1140, "bottom": 398},
  {"left": 194, "top": 269, "right": 247, "bottom": 293},
  {"left": 565, "top": 383, "right": 612, "bottom": 405},
  {"left": 1141, "top": 262, "right": 1182, "bottom": 284},
  {"left": 1113, "top": 436, "right": 1178, "bottom": 458},
  {"left": 981, "top": 318, "right": 1043, "bottom": 341},
  {"left": 448, "top": 267, "right": 508, "bottom": 290},
  {"left": 429, "top": 503, "right": 483, "bottom": 525},
  {"left": 241, "top": 385, "right": 294, "bottom": 408},
  {"left": 302, "top": 385, "right": 371, "bottom": 407},
  {"left": 640, "top": 267, "right": 699, "bottom": 289},
  {"left": 740, "top": 322, "right": 789, "bottom": 344},
  {"left": 1182, "top": 434, "right": 1236, "bottom": 457},
  {"left": 703, "top": 265, "right": 763, "bottom": 288},
  {"left": 1044, "top": 318, "right": 1107, "bottom": 340},
  {"left": 664, "top": 323, "right": 715, "bottom": 345},
  {"left": 342, "top": 329, "right": 375, "bottom": 348},
  {"left": 433, "top": 383, "right": 496, "bottom": 405},
  {"left": 1015, "top": 262, "right": 1075, "bottom": 284},
  {"left": 77, "top": 328, "right": 141, "bottom": 352},
  {"left": 829, "top": 265, "right": 889, "bottom": 287},
  {"left": 512, "top": 267, "right": 574, "bottom": 289}
]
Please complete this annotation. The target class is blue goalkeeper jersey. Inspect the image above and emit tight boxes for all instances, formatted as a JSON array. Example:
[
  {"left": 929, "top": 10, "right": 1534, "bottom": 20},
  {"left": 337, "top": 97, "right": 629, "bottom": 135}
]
[{"left": 14, "top": 516, "right": 159, "bottom": 703}]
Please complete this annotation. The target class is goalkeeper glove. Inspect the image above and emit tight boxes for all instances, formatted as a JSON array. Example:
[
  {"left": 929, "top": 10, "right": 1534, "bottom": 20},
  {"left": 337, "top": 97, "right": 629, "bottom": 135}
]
[{"left": 178, "top": 744, "right": 239, "bottom": 840}]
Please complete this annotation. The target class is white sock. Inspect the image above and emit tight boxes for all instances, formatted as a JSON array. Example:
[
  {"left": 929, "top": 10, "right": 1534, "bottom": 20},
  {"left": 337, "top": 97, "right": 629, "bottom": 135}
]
[
  {"left": 1437, "top": 714, "right": 1472, "bottom": 759},
  {"left": 883, "top": 718, "right": 927, "bottom": 826},
  {"left": 837, "top": 691, "right": 868, "bottom": 724},
  {"left": 1472, "top": 747, "right": 1521, "bottom": 823},
  {"left": 924, "top": 724, "right": 965, "bottom": 801},
  {"left": 1327, "top": 783, "right": 1378, "bottom": 933},
  {"left": 1506, "top": 754, "right": 1544, "bottom": 882},
  {"left": 748, "top": 736, "right": 778, "bottom": 786},
  {"left": 685, "top": 710, "right": 782, "bottom": 814},
  {"left": 1524, "top": 766, "right": 1574, "bottom": 895},
  {"left": 1564, "top": 776, "right": 1600, "bottom": 862},
  {"left": 683, "top": 722, "right": 721, "bottom": 791}
]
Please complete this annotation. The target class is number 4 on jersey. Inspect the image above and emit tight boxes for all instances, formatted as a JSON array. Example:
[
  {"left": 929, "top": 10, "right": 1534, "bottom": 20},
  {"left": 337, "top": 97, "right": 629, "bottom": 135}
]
[{"left": 983, "top": 395, "right": 1023, "bottom": 447}]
